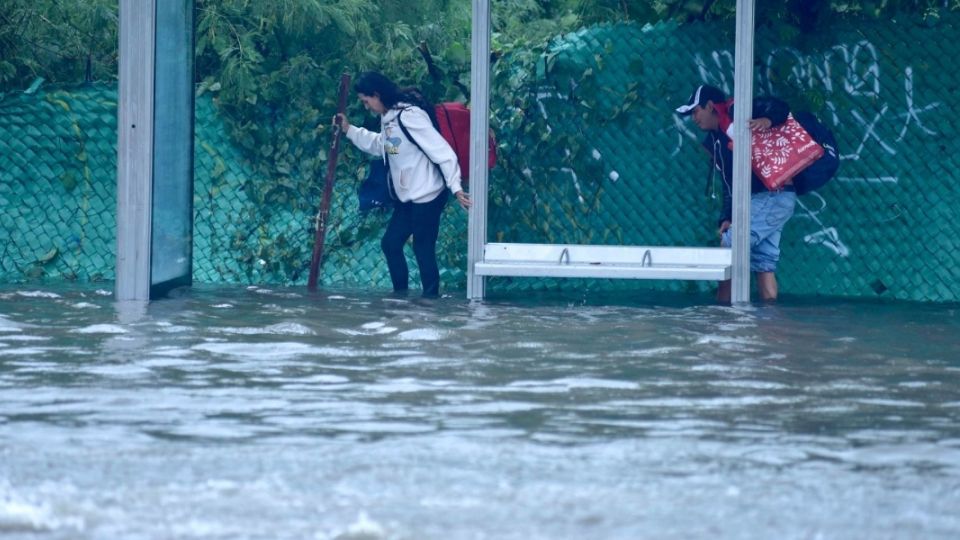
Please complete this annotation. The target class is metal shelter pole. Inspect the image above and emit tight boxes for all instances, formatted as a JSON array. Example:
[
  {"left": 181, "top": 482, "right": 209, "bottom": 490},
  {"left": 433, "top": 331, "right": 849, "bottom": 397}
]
[
  {"left": 467, "top": 0, "right": 491, "bottom": 300},
  {"left": 116, "top": 0, "right": 156, "bottom": 301},
  {"left": 731, "top": 0, "right": 755, "bottom": 304}
]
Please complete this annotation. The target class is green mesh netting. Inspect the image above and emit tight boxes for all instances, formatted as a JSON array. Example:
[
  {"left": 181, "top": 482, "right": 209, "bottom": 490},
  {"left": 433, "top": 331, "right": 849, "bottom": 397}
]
[{"left": 1, "top": 15, "right": 958, "bottom": 302}]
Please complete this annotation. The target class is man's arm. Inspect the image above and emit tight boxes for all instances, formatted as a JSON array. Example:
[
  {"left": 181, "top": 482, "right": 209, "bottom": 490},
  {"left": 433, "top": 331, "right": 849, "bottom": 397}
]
[{"left": 752, "top": 96, "right": 790, "bottom": 128}]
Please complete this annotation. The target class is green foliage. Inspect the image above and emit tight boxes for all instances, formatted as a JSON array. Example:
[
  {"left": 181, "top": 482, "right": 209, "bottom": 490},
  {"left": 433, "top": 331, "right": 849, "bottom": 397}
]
[
  {"left": 0, "top": 0, "right": 117, "bottom": 89},
  {"left": 2, "top": 0, "right": 957, "bottom": 283}
]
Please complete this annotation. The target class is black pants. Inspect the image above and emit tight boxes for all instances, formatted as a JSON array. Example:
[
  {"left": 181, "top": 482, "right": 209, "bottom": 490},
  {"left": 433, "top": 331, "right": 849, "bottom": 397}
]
[{"left": 381, "top": 190, "right": 449, "bottom": 297}]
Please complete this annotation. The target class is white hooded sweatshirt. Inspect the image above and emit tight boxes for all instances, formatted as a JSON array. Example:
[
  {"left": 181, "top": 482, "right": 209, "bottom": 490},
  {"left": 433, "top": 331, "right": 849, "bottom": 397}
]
[{"left": 346, "top": 104, "right": 463, "bottom": 203}]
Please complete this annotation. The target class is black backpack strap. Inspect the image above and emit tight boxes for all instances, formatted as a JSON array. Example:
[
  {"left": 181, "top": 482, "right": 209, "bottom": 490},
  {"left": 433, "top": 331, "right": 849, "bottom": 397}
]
[{"left": 397, "top": 108, "right": 445, "bottom": 180}]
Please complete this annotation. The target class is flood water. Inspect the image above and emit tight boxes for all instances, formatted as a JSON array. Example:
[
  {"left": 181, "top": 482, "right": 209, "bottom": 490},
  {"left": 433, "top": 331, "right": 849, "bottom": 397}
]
[{"left": 1, "top": 284, "right": 959, "bottom": 539}]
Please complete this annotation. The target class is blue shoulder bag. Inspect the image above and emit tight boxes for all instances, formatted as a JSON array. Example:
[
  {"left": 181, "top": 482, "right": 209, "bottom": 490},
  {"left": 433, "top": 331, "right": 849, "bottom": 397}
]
[{"left": 358, "top": 159, "right": 396, "bottom": 213}]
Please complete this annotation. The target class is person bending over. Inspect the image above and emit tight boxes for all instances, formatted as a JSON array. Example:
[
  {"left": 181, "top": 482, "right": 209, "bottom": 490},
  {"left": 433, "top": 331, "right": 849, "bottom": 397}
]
[
  {"left": 676, "top": 84, "right": 795, "bottom": 302},
  {"left": 337, "top": 71, "right": 470, "bottom": 297}
]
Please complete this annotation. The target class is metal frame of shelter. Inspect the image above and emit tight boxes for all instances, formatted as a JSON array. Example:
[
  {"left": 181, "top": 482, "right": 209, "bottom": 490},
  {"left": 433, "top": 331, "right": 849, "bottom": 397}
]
[
  {"left": 116, "top": 0, "right": 755, "bottom": 303},
  {"left": 117, "top": 0, "right": 195, "bottom": 301},
  {"left": 466, "top": 0, "right": 756, "bottom": 303}
]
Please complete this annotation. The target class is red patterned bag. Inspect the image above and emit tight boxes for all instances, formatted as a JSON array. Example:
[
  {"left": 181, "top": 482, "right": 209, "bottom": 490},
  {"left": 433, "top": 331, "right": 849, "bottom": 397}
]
[{"left": 748, "top": 114, "right": 824, "bottom": 191}]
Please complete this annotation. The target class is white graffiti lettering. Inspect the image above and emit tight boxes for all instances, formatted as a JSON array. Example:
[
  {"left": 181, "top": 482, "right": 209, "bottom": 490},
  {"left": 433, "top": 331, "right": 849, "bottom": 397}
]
[
  {"left": 846, "top": 104, "right": 896, "bottom": 159},
  {"left": 795, "top": 196, "right": 850, "bottom": 258},
  {"left": 676, "top": 40, "right": 942, "bottom": 166},
  {"left": 897, "top": 66, "right": 939, "bottom": 141}
]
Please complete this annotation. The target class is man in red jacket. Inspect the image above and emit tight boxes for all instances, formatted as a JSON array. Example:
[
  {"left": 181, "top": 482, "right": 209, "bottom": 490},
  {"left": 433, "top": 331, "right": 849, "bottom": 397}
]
[{"left": 676, "top": 85, "right": 795, "bottom": 302}]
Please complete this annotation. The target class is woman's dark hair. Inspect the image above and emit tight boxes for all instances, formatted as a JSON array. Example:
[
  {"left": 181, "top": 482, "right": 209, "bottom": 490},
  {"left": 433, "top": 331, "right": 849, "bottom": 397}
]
[
  {"left": 354, "top": 71, "right": 438, "bottom": 128},
  {"left": 354, "top": 71, "right": 403, "bottom": 108}
]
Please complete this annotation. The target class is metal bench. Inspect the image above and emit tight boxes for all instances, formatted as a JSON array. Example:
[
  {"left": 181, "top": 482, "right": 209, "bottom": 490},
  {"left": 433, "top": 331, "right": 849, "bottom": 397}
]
[{"left": 474, "top": 243, "right": 732, "bottom": 281}]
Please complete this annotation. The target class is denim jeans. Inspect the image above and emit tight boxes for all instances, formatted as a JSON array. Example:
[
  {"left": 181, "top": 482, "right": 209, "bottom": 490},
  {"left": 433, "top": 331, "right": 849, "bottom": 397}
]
[{"left": 721, "top": 190, "right": 797, "bottom": 273}]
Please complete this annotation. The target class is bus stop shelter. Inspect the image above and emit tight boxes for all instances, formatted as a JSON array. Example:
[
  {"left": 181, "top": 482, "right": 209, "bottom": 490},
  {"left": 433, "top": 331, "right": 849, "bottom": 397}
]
[{"left": 116, "top": 0, "right": 758, "bottom": 303}]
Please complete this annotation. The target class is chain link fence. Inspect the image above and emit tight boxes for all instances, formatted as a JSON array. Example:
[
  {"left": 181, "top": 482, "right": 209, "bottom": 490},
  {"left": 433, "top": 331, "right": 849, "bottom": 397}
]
[{"left": 1, "top": 15, "right": 957, "bottom": 302}]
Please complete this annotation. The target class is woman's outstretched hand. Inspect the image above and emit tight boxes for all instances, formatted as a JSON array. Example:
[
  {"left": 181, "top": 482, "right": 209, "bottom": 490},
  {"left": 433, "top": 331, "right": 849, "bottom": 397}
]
[
  {"left": 455, "top": 190, "right": 472, "bottom": 210},
  {"left": 333, "top": 113, "right": 350, "bottom": 133}
]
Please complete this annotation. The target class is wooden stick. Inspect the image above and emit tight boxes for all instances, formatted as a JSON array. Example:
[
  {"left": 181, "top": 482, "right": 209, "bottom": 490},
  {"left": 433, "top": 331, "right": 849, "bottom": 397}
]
[{"left": 307, "top": 73, "right": 351, "bottom": 291}]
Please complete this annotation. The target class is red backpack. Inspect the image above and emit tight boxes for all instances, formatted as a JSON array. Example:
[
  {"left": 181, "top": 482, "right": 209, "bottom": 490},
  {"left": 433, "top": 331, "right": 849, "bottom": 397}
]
[
  {"left": 397, "top": 102, "right": 497, "bottom": 188},
  {"left": 434, "top": 102, "right": 497, "bottom": 186}
]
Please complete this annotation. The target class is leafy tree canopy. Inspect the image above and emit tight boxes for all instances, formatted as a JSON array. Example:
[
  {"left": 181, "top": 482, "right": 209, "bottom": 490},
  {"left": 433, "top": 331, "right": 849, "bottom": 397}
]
[
  {"left": 1, "top": 0, "right": 956, "bottom": 281},
  {"left": 3, "top": 0, "right": 957, "bottom": 93}
]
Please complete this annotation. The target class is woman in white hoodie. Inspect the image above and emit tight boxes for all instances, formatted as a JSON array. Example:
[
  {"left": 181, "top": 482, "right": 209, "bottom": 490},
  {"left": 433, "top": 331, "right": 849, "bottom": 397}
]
[{"left": 336, "top": 71, "right": 471, "bottom": 297}]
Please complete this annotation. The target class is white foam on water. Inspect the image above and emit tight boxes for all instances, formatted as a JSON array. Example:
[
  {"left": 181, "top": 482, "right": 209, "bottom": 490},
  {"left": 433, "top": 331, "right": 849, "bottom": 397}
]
[
  {"left": 499, "top": 380, "right": 572, "bottom": 394},
  {"left": 717, "top": 322, "right": 755, "bottom": 331},
  {"left": 629, "top": 395, "right": 804, "bottom": 408},
  {"left": 899, "top": 381, "right": 936, "bottom": 388},
  {"left": 495, "top": 378, "right": 641, "bottom": 394},
  {"left": 551, "top": 351, "right": 601, "bottom": 360},
  {"left": 321, "top": 421, "right": 434, "bottom": 434},
  {"left": 396, "top": 328, "right": 447, "bottom": 341},
  {"left": 94, "top": 289, "right": 112, "bottom": 296},
  {"left": 809, "top": 404, "right": 860, "bottom": 414},
  {"left": 253, "top": 289, "right": 301, "bottom": 299},
  {"left": 510, "top": 341, "right": 548, "bottom": 349},
  {"left": 695, "top": 334, "right": 761, "bottom": 347},
  {"left": 321, "top": 511, "right": 387, "bottom": 540},
  {"left": 160, "top": 422, "right": 270, "bottom": 439},
  {"left": 807, "top": 442, "right": 960, "bottom": 469},
  {"left": 0, "top": 335, "right": 48, "bottom": 342},
  {"left": 0, "top": 484, "right": 85, "bottom": 533},
  {"left": 15, "top": 291, "right": 61, "bottom": 299},
  {"left": 380, "top": 355, "right": 460, "bottom": 368},
  {"left": 69, "top": 302, "right": 100, "bottom": 309},
  {"left": 337, "top": 325, "right": 398, "bottom": 337},
  {"left": 192, "top": 341, "right": 382, "bottom": 360},
  {"left": 169, "top": 519, "right": 234, "bottom": 538},
  {"left": 617, "top": 346, "right": 685, "bottom": 357},
  {"left": 362, "top": 378, "right": 454, "bottom": 394},
  {"left": 437, "top": 401, "right": 543, "bottom": 414},
  {"left": 71, "top": 324, "right": 128, "bottom": 335},
  {"left": 458, "top": 427, "right": 528, "bottom": 439},
  {"left": 0, "top": 347, "right": 84, "bottom": 357},
  {"left": 82, "top": 364, "right": 154, "bottom": 377},
  {"left": 0, "top": 499, "right": 50, "bottom": 532},
  {"left": 854, "top": 398, "right": 927, "bottom": 408},
  {"left": 822, "top": 381, "right": 884, "bottom": 392},
  {"left": 212, "top": 303, "right": 234, "bottom": 308},
  {"left": 301, "top": 374, "right": 351, "bottom": 384},
  {"left": 711, "top": 380, "right": 790, "bottom": 390},
  {"left": 139, "top": 357, "right": 204, "bottom": 368},
  {"left": 551, "top": 377, "right": 640, "bottom": 390},
  {"left": 216, "top": 322, "right": 315, "bottom": 336},
  {"left": 0, "top": 317, "right": 22, "bottom": 333},
  {"left": 690, "top": 363, "right": 737, "bottom": 373},
  {"left": 344, "top": 321, "right": 399, "bottom": 336},
  {"left": 158, "top": 325, "right": 193, "bottom": 333},
  {"left": 361, "top": 322, "right": 385, "bottom": 329},
  {"left": 327, "top": 295, "right": 348, "bottom": 300}
]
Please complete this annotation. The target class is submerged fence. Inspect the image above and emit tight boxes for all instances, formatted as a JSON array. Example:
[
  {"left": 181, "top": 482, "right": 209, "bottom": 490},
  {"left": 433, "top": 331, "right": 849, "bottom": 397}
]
[{"left": 1, "top": 14, "right": 958, "bottom": 302}]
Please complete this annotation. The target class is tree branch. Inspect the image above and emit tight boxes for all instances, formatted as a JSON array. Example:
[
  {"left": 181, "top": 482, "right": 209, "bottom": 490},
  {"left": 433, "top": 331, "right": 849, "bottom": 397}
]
[
  {"left": 417, "top": 40, "right": 443, "bottom": 85},
  {"left": 698, "top": 0, "right": 718, "bottom": 22}
]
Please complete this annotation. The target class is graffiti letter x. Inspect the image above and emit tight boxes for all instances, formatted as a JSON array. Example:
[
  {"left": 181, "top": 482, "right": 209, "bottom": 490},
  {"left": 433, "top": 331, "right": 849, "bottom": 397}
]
[{"left": 897, "top": 66, "right": 940, "bottom": 142}]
